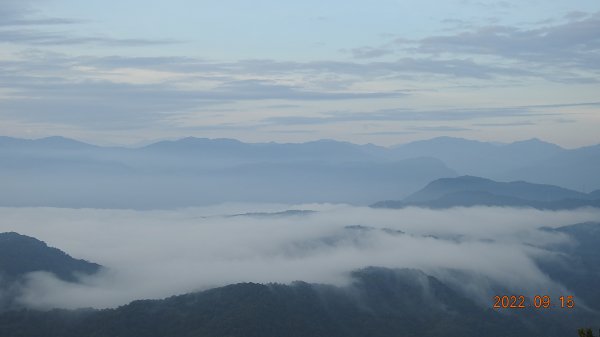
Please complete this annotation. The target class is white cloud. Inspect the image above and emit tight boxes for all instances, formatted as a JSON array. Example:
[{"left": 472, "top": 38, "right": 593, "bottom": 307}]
[{"left": 1, "top": 205, "right": 598, "bottom": 309}]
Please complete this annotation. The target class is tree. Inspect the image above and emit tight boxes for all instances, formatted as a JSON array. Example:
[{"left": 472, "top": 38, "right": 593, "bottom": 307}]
[{"left": 578, "top": 328, "right": 595, "bottom": 337}]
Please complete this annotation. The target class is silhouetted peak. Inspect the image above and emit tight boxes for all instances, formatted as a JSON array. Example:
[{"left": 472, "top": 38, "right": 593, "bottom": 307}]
[
  {"left": 395, "top": 136, "right": 493, "bottom": 148},
  {"left": 505, "top": 138, "right": 563, "bottom": 150},
  {"left": 0, "top": 231, "right": 102, "bottom": 283},
  {"left": 0, "top": 232, "right": 48, "bottom": 246},
  {"left": 37, "top": 136, "right": 93, "bottom": 148},
  {"left": 452, "top": 175, "right": 491, "bottom": 182}
]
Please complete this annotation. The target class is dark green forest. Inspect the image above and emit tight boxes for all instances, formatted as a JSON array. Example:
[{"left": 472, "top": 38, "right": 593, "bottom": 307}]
[{"left": 0, "top": 267, "right": 598, "bottom": 337}]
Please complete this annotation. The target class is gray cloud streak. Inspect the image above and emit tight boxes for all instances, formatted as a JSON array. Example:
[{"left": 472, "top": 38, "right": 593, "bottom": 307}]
[
  {"left": 0, "top": 73, "right": 400, "bottom": 128},
  {"left": 347, "top": 47, "right": 394, "bottom": 59},
  {"left": 78, "top": 55, "right": 535, "bottom": 79},
  {"left": 0, "top": 17, "right": 81, "bottom": 26},
  {"left": 0, "top": 29, "right": 180, "bottom": 46},
  {"left": 417, "top": 12, "right": 600, "bottom": 71},
  {"left": 0, "top": 1, "right": 178, "bottom": 46},
  {"left": 262, "top": 105, "right": 559, "bottom": 125}
]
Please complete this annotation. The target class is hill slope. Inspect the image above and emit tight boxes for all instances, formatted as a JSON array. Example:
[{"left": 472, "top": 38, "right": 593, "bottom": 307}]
[
  {"left": 0, "top": 267, "right": 592, "bottom": 337},
  {"left": 0, "top": 232, "right": 101, "bottom": 283},
  {"left": 372, "top": 176, "right": 600, "bottom": 209},
  {"left": 537, "top": 222, "right": 600, "bottom": 311}
]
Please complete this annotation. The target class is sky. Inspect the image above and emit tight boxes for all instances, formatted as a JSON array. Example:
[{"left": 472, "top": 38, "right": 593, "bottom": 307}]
[{"left": 0, "top": 0, "right": 599, "bottom": 147}]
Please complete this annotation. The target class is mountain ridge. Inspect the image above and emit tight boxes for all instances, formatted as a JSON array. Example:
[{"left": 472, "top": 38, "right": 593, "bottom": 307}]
[
  {"left": 0, "top": 232, "right": 101, "bottom": 284},
  {"left": 0, "top": 267, "right": 579, "bottom": 337},
  {"left": 372, "top": 176, "right": 600, "bottom": 210},
  {"left": 2, "top": 135, "right": 599, "bottom": 208},
  {"left": 1, "top": 135, "right": 591, "bottom": 151}
]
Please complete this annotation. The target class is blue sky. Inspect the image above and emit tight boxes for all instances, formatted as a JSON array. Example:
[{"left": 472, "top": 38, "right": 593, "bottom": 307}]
[{"left": 1, "top": 0, "right": 599, "bottom": 146}]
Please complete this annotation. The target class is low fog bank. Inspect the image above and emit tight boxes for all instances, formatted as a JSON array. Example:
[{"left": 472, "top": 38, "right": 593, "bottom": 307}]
[{"left": 0, "top": 205, "right": 599, "bottom": 310}]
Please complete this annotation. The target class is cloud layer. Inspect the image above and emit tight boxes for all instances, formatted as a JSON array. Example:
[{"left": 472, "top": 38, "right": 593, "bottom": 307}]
[{"left": 0, "top": 204, "right": 598, "bottom": 310}]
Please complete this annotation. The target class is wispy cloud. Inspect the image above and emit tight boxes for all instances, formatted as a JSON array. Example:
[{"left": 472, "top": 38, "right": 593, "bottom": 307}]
[
  {"left": 345, "top": 46, "right": 394, "bottom": 59},
  {"left": 408, "top": 126, "right": 471, "bottom": 132},
  {"left": 415, "top": 12, "right": 600, "bottom": 72},
  {"left": 0, "top": 17, "right": 81, "bottom": 26},
  {"left": 0, "top": 29, "right": 181, "bottom": 46},
  {"left": 473, "top": 121, "right": 535, "bottom": 127},
  {"left": 262, "top": 105, "right": 559, "bottom": 126},
  {"left": 72, "top": 54, "right": 536, "bottom": 80},
  {"left": 0, "top": 1, "right": 178, "bottom": 46},
  {"left": 0, "top": 69, "right": 403, "bottom": 129},
  {"left": 0, "top": 0, "right": 77, "bottom": 27},
  {"left": 354, "top": 131, "right": 417, "bottom": 136}
]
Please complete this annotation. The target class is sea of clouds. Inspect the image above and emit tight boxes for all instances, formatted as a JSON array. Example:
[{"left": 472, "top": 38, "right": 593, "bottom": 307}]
[{"left": 1, "top": 204, "right": 599, "bottom": 309}]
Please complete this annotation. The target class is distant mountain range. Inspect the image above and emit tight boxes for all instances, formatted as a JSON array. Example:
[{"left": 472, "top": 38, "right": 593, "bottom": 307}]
[
  {"left": 390, "top": 137, "right": 564, "bottom": 175},
  {"left": 1, "top": 135, "right": 599, "bottom": 208},
  {"left": 372, "top": 176, "right": 600, "bottom": 210},
  {"left": 390, "top": 137, "right": 600, "bottom": 192},
  {"left": 0, "top": 136, "right": 456, "bottom": 207}
]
